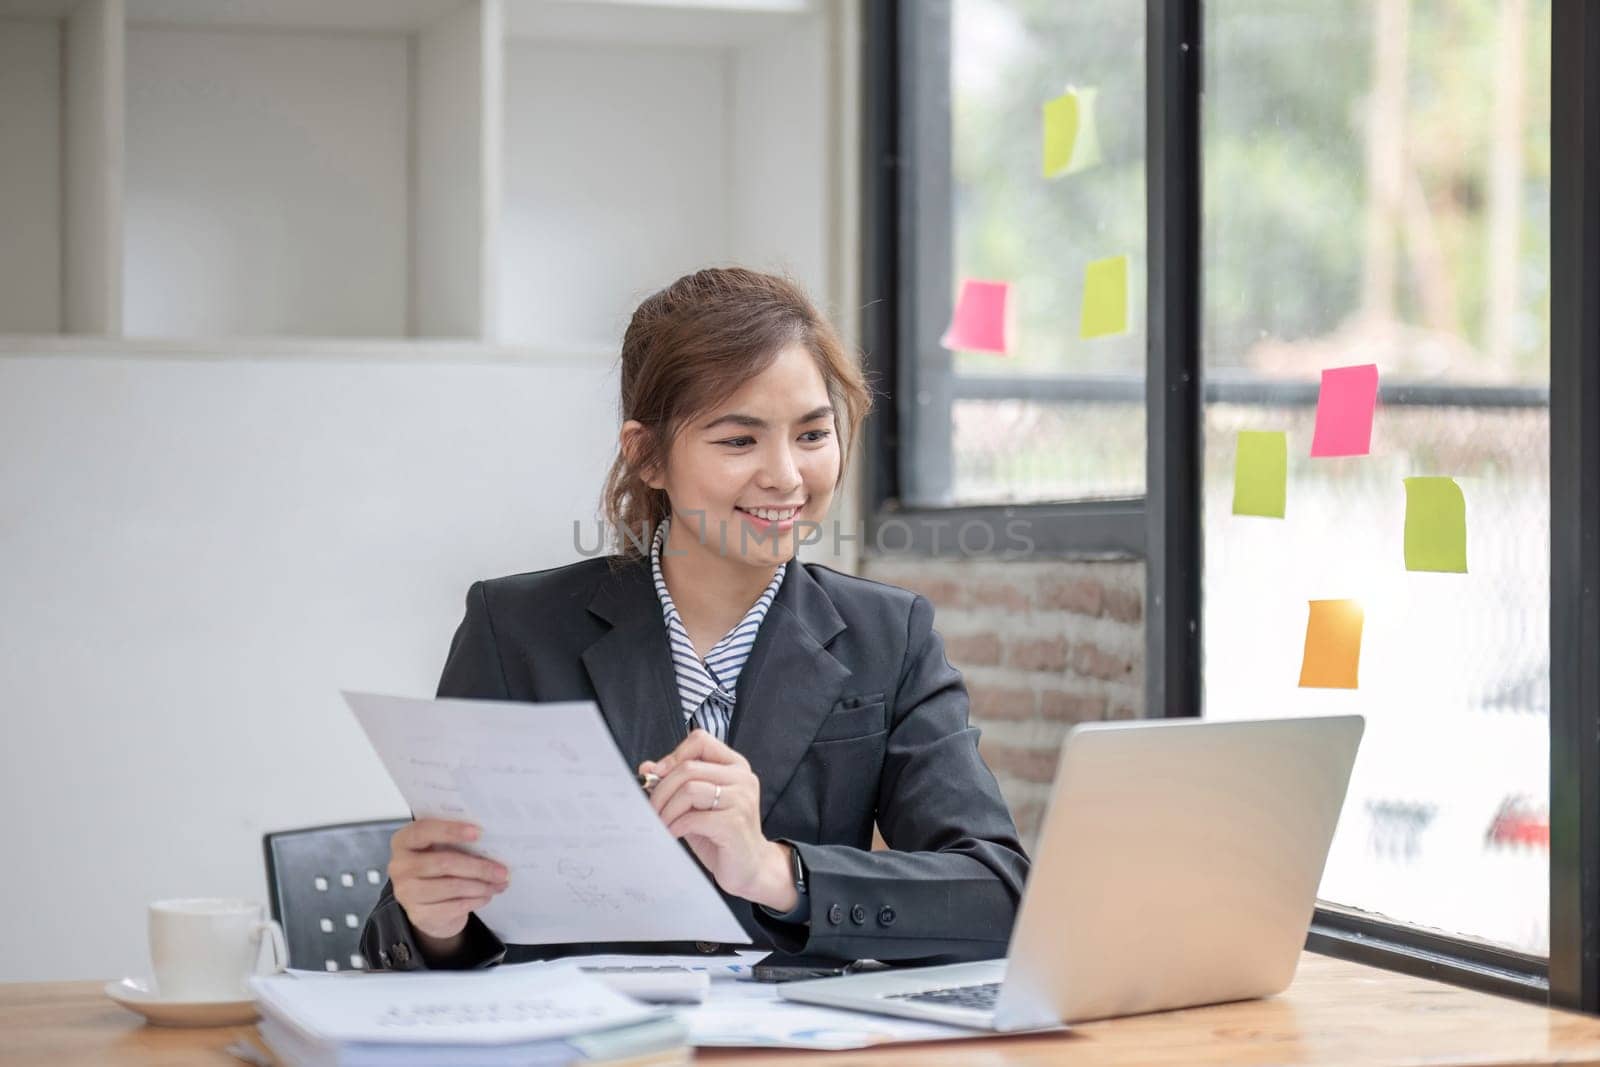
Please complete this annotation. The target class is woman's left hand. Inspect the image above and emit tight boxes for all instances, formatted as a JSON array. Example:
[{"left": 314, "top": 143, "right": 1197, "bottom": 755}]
[{"left": 640, "top": 730, "right": 797, "bottom": 913}]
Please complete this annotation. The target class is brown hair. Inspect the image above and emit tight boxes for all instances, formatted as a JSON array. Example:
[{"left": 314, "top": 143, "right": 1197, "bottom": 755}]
[{"left": 601, "top": 267, "right": 872, "bottom": 559}]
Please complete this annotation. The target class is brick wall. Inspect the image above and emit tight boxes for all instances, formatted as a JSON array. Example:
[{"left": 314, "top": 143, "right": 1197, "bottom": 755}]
[{"left": 861, "top": 555, "right": 1146, "bottom": 850}]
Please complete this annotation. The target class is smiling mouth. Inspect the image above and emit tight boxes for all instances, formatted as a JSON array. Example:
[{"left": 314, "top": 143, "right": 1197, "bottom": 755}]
[{"left": 735, "top": 505, "right": 803, "bottom": 523}]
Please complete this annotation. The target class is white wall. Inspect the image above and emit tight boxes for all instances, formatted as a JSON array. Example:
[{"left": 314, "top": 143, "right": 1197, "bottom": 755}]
[
  {"left": 0, "top": 349, "right": 618, "bottom": 981},
  {"left": 123, "top": 26, "right": 411, "bottom": 337}
]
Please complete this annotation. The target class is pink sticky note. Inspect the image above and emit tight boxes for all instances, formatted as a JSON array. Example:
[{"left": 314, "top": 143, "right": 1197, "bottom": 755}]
[
  {"left": 941, "top": 279, "right": 1010, "bottom": 354},
  {"left": 1310, "top": 364, "right": 1380, "bottom": 457}
]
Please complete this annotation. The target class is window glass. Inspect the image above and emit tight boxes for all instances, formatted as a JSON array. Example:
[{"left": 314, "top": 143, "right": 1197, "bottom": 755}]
[
  {"left": 1201, "top": 0, "right": 1552, "bottom": 954},
  {"left": 937, "top": 0, "right": 1147, "bottom": 504}
]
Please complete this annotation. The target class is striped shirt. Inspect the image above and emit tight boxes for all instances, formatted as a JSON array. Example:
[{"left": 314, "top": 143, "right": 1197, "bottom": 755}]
[{"left": 651, "top": 519, "right": 786, "bottom": 743}]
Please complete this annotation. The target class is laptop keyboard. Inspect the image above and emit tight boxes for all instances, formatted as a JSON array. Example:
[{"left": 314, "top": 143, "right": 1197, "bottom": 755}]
[{"left": 885, "top": 981, "right": 1001, "bottom": 1012}]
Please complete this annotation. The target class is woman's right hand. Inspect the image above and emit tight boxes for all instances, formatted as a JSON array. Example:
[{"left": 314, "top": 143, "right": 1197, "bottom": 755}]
[{"left": 388, "top": 819, "right": 511, "bottom": 942}]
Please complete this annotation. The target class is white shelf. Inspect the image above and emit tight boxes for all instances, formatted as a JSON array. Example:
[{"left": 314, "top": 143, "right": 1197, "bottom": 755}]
[
  {"left": 414, "top": 0, "right": 501, "bottom": 340},
  {"left": 123, "top": 20, "right": 411, "bottom": 338},
  {"left": 120, "top": 0, "right": 498, "bottom": 340},
  {"left": 0, "top": 15, "right": 63, "bottom": 334},
  {"left": 0, "top": 331, "right": 613, "bottom": 364},
  {"left": 504, "top": 0, "right": 811, "bottom": 48},
  {"left": 117, "top": 0, "right": 465, "bottom": 34},
  {"left": 1, "top": 0, "right": 833, "bottom": 350},
  {"left": 498, "top": 36, "right": 732, "bottom": 349},
  {"left": 0, "top": 0, "right": 122, "bottom": 335},
  {"left": 496, "top": 0, "right": 829, "bottom": 350}
]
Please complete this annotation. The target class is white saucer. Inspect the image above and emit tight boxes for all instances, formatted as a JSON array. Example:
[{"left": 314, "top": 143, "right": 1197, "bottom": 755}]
[{"left": 104, "top": 975, "right": 260, "bottom": 1028}]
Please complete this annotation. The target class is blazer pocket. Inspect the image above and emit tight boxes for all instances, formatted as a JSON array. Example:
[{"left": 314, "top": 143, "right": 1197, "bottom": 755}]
[{"left": 813, "top": 698, "right": 887, "bottom": 743}]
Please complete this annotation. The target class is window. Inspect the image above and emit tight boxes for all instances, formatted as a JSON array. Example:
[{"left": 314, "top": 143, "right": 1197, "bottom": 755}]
[
  {"left": 872, "top": 0, "right": 1600, "bottom": 1007},
  {"left": 893, "top": 0, "right": 1147, "bottom": 512},
  {"left": 1201, "top": 0, "right": 1552, "bottom": 955}
]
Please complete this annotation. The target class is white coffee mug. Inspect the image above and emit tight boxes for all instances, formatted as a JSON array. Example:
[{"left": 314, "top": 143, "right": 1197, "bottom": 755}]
[{"left": 148, "top": 898, "right": 287, "bottom": 1002}]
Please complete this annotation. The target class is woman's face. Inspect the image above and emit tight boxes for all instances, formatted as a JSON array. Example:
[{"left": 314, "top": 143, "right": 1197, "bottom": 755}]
[{"left": 641, "top": 342, "right": 841, "bottom": 571}]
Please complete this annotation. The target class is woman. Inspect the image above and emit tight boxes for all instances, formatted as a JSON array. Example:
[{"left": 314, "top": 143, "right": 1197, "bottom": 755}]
[{"left": 361, "top": 268, "right": 1028, "bottom": 970}]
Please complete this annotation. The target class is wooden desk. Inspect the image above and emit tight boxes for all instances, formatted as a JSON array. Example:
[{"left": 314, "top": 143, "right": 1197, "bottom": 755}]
[{"left": 5, "top": 954, "right": 1600, "bottom": 1066}]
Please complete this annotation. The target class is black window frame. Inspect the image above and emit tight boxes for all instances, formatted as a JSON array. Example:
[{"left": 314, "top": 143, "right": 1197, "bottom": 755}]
[
  {"left": 863, "top": 0, "right": 1600, "bottom": 1010},
  {"left": 860, "top": 0, "right": 1147, "bottom": 564}
]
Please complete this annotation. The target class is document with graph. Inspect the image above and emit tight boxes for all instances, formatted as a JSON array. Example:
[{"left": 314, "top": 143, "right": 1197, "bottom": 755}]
[{"left": 343, "top": 691, "right": 749, "bottom": 945}]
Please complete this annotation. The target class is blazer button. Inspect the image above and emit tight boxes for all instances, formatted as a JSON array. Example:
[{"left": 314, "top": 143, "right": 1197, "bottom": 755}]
[
  {"left": 695, "top": 941, "right": 721, "bottom": 954},
  {"left": 850, "top": 904, "right": 867, "bottom": 925},
  {"left": 827, "top": 903, "right": 844, "bottom": 925},
  {"left": 878, "top": 906, "right": 896, "bottom": 927},
  {"left": 391, "top": 942, "right": 411, "bottom": 967}
]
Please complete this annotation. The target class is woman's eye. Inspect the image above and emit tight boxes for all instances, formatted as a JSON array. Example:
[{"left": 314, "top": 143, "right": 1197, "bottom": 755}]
[{"left": 718, "top": 430, "right": 830, "bottom": 447}]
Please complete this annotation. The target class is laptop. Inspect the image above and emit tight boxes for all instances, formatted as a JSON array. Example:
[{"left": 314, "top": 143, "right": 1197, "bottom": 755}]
[{"left": 780, "top": 714, "right": 1364, "bottom": 1031}]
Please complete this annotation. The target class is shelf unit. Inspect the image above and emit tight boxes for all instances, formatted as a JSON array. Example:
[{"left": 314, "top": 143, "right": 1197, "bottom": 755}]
[
  {"left": 0, "top": 0, "right": 122, "bottom": 335},
  {"left": 0, "top": 0, "right": 833, "bottom": 350}
]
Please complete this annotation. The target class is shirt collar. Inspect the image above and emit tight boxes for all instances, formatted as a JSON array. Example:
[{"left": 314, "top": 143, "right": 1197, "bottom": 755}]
[{"left": 650, "top": 518, "right": 788, "bottom": 719}]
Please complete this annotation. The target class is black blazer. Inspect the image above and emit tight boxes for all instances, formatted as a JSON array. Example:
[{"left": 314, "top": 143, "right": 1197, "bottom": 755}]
[{"left": 360, "top": 553, "right": 1029, "bottom": 969}]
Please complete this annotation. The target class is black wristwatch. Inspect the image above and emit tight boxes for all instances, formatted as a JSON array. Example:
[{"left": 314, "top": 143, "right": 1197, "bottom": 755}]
[
  {"left": 759, "top": 842, "right": 812, "bottom": 924},
  {"left": 788, "top": 842, "right": 808, "bottom": 899}
]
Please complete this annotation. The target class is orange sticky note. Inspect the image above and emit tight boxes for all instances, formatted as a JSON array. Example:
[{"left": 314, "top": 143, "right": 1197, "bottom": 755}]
[
  {"left": 941, "top": 279, "right": 1010, "bottom": 354},
  {"left": 1298, "top": 599, "right": 1363, "bottom": 689},
  {"left": 1310, "top": 364, "right": 1380, "bottom": 457}
]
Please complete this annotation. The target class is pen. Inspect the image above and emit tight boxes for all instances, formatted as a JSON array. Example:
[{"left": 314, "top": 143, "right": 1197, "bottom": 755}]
[{"left": 637, "top": 771, "right": 660, "bottom": 793}]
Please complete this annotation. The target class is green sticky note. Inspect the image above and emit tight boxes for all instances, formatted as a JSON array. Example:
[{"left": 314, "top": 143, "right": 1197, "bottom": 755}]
[
  {"left": 1404, "top": 477, "right": 1467, "bottom": 572},
  {"left": 1232, "top": 431, "right": 1287, "bottom": 518},
  {"left": 1080, "top": 254, "right": 1130, "bottom": 340},
  {"left": 1042, "top": 87, "right": 1102, "bottom": 179}
]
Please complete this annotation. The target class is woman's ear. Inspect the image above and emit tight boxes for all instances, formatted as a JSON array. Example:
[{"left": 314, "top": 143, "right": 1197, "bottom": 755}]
[{"left": 620, "top": 420, "right": 667, "bottom": 491}]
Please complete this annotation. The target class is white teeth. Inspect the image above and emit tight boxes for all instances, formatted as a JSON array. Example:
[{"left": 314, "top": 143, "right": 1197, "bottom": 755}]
[{"left": 742, "top": 506, "right": 798, "bottom": 522}]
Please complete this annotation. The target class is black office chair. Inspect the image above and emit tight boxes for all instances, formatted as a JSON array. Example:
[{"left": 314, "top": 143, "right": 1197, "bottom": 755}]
[{"left": 263, "top": 818, "right": 408, "bottom": 972}]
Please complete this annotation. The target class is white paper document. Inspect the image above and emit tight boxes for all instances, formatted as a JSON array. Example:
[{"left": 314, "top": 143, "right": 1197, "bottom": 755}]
[
  {"left": 681, "top": 975, "right": 998, "bottom": 1050},
  {"left": 512, "top": 954, "right": 1006, "bottom": 1051},
  {"left": 343, "top": 691, "right": 749, "bottom": 946},
  {"left": 524, "top": 950, "right": 770, "bottom": 979},
  {"left": 250, "top": 966, "right": 660, "bottom": 1047}
]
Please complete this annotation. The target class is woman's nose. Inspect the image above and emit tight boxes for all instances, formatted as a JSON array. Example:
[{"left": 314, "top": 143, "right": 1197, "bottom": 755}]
[{"left": 760, "top": 443, "right": 803, "bottom": 490}]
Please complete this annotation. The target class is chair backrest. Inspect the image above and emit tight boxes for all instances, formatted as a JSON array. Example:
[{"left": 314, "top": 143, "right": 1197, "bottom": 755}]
[{"left": 263, "top": 818, "right": 408, "bottom": 972}]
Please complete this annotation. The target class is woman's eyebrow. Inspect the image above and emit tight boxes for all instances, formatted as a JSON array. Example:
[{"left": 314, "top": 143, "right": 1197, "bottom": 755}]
[{"left": 701, "top": 405, "right": 834, "bottom": 431}]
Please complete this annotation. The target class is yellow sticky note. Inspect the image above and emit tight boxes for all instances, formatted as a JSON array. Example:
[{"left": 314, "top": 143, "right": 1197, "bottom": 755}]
[
  {"left": 1299, "top": 599, "right": 1363, "bottom": 689},
  {"left": 1232, "top": 431, "right": 1287, "bottom": 518},
  {"left": 1080, "top": 254, "right": 1130, "bottom": 339},
  {"left": 1404, "top": 477, "right": 1468, "bottom": 573},
  {"left": 1042, "top": 87, "right": 1102, "bottom": 179}
]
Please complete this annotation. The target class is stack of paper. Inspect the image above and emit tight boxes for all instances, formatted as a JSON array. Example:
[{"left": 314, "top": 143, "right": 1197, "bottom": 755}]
[{"left": 249, "top": 965, "right": 688, "bottom": 1066}]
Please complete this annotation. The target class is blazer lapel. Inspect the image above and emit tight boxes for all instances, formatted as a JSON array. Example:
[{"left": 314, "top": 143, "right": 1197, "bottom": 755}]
[
  {"left": 728, "top": 563, "right": 852, "bottom": 819},
  {"left": 579, "top": 559, "right": 688, "bottom": 773}
]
